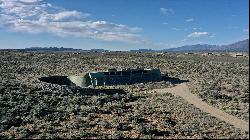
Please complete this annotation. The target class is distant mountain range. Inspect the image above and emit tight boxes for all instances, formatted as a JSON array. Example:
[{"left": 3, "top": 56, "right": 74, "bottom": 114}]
[
  {"left": 165, "top": 39, "right": 249, "bottom": 52},
  {"left": 24, "top": 47, "right": 82, "bottom": 51},
  {"left": 23, "top": 47, "right": 110, "bottom": 52},
  {"left": 16, "top": 39, "right": 249, "bottom": 53}
]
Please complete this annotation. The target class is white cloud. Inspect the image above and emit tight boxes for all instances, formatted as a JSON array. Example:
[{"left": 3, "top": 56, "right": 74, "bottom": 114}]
[
  {"left": 53, "top": 11, "right": 87, "bottom": 21},
  {"left": 186, "top": 18, "right": 194, "bottom": 22},
  {"left": 180, "top": 31, "right": 213, "bottom": 43},
  {"left": 162, "top": 22, "right": 168, "bottom": 25},
  {"left": 0, "top": 0, "right": 143, "bottom": 43},
  {"left": 20, "top": 0, "right": 40, "bottom": 2},
  {"left": 187, "top": 32, "right": 210, "bottom": 38},
  {"left": 95, "top": 32, "right": 142, "bottom": 43},
  {"left": 160, "top": 8, "right": 174, "bottom": 15}
]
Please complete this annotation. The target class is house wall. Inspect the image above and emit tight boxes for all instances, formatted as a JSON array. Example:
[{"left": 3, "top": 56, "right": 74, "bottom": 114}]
[
  {"left": 90, "top": 69, "right": 161, "bottom": 86},
  {"left": 68, "top": 69, "right": 162, "bottom": 87}
]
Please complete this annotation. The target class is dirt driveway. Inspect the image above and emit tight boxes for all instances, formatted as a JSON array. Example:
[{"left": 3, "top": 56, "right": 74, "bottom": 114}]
[{"left": 153, "top": 83, "right": 249, "bottom": 132}]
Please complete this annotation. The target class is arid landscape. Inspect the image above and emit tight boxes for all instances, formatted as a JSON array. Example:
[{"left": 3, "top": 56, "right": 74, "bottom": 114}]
[
  {"left": 0, "top": 51, "right": 249, "bottom": 139},
  {"left": 0, "top": 0, "right": 249, "bottom": 139}
]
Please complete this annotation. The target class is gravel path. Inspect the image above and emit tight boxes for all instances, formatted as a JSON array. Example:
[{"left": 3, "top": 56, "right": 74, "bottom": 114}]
[{"left": 153, "top": 83, "right": 249, "bottom": 132}]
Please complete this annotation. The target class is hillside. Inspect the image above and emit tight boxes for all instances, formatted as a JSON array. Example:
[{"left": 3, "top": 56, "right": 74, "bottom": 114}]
[
  {"left": 219, "top": 39, "right": 249, "bottom": 52},
  {"left": 166, "top": 39, "right": 249, "bottom": 52}
]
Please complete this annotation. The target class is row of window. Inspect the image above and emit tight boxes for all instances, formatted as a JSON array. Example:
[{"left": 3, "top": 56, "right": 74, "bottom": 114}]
[
  {"left": 103, "top": 70, "right": 149, "bottom": 76},
  {"left": 92, "top": 77, "right": 158, "bottom": 86}
]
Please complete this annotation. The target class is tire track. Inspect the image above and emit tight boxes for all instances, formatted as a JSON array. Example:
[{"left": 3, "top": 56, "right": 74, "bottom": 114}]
[{"left": 153, "top": 83, "right": 249, "bottom": 132}]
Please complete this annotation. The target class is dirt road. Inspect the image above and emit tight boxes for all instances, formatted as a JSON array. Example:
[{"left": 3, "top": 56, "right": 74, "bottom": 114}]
[{"left": 153, "top": 83, "right": 249, "bottom": 132}]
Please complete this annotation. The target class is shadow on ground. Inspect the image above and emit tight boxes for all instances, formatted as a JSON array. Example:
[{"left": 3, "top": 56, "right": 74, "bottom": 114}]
[
  {"left": 39, "top": 76, "right": 127, "bottom": 95},
  {"left": 38, "top": 75, "right": 189, "bottom": 96},
  {"left": 78, "top": 88, "right": 127, "bottom": 95},
  {"left": 162, "top": 76, "right": 189, "bottom": 85},
  {"left": 39, "top": 76, "right": 74, "bottom": 86}
]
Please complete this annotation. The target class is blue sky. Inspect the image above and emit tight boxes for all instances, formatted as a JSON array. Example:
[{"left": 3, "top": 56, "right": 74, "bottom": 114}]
[{"left": 0, "top": 0, "right": 249, "bottom": 50}]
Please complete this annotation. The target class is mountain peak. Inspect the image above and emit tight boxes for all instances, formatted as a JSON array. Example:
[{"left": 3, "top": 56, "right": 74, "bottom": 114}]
[{"left": 167, "top": 39, "right": 249, "bottom": 52}]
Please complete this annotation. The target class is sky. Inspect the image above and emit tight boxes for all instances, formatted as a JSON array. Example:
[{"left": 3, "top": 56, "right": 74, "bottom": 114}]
[{"left": 0, "top": 0, "right": 249, "bottom": 50}]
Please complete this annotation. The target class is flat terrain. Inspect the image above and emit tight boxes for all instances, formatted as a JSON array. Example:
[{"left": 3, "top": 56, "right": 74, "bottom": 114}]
[
  {"left": 0, "top": 51, "right": 249, "bottom": 139},
  {"left": 153, "top": 83, "right": 249, "bottom": 132}
]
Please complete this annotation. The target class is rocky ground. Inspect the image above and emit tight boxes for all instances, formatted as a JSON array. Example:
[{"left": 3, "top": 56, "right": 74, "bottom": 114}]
[{"left": 0, "top": 51, "right": 249, "bottom": 139}]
